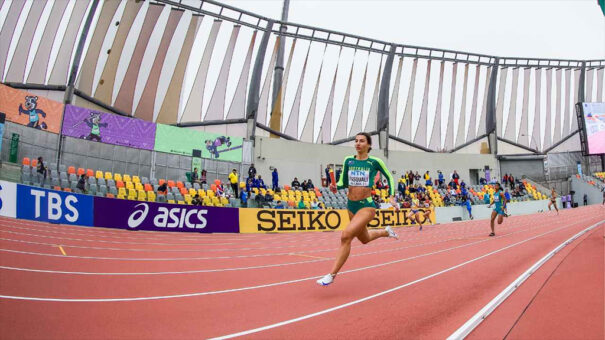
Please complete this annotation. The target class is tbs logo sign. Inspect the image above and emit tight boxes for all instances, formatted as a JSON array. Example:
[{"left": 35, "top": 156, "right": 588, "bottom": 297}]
[
  {"left": 127, "top": 203, "right": 209, "bottom": 229},
  {"left": 16, "top": 186, "right": 93, "bottom": 225}
]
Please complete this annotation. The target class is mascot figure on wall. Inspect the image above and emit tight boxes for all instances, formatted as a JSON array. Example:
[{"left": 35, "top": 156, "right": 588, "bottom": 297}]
[
  {"left": 18, "top": 96, "right": 47, "bottom": 130},
  {"left": 205, "top": 136, "right": 231, "bottom": 158},
  {"left": 81, "top": 112, "right": 107, "bottom": 142}
]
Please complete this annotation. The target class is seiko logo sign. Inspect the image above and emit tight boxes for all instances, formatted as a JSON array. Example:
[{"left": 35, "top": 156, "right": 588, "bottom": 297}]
[
  {"left": 256, "top": 210, "right": 342, "bottom": 231},
  {"left": 127, "top": 203, "right": 209, "bottom": 229}
]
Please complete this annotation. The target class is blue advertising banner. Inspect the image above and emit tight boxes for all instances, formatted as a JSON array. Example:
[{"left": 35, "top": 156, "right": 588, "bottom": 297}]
[
  {"left": 93, "top": 197, "right": 239, "bottom": 233},
  {"left": 16, "top": 185, "right": 94, "bottom": 226}
]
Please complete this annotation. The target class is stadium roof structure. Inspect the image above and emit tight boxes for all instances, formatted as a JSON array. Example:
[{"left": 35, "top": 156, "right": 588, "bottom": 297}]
[{"left": 1, "top": 0, "right": 603, "bottom": 155}]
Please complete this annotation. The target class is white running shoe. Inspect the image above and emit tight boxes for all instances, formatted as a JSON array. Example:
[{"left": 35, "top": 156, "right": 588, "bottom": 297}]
[
  {"left": 316, "top": 273, "right": 335, "bottom": 286},
  {"left": 385, "top": 226, "right": 399, "bottom": 240}
]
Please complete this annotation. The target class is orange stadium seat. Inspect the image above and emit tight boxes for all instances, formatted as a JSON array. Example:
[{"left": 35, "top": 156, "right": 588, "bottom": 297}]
[
  {"left": 68, "top": 166, "right": 76, "bottom": 175},
  {"left": 167, "top": 180, "right": 175, "bottom": 188},
  {"left": 22, "top": 157, "right": 30, "bottom": 166},
  {"left": 159, "top": 179, "right": 166, "bottom": 186},
  {"left": 180, "top": 187, "right": 188, "bottom": 196},
  {"left": 77, "top": 168, "right": 85, "bottom": 176},
  {"left": 144, "top": 183, "right": 153, "bottom": 192},
  {"left": 86, "top": 169, "right": 94, "bottom": 177},
  {"left": 31, "top": 159, "right": 38, "bottom": 167},
  {"left": 176, "top": 181, "right": 184, "bottom": 189},
  {"left": 116, "top": 180, "right": 124, "bottom": 188}
]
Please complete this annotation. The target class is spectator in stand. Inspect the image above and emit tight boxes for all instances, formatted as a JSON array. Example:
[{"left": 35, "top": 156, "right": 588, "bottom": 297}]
[
  {"left": 448, "top": 179, "right": 457, "bottom": 189},
  {"left": 424, "top": 171, "right": 431, "bottom": 186},
  {"left": 297, "top": 200, "right": 306, "bottom": 209},
  {"left": 376, "top": 179, "right": 385, "bottom": 190},
  {"left": 460, "top": 180, "right": 466, "bottom": 189},
  {"left": 157, "top": 182, "right": 168, "bottom": 196},
  {"left": 398, "top": 180, "right": 406, "bottom": 197},
  {"left": 275, "top": 200, "right": 284, "bottom": 209},
  {"left": 480, "top": 177, "right": 487, "bottom": 185},
  {"left": 311, "top": 199, "right": 320, "bottom": 209},
  {"left": 513, "top": 187, "right": 523, "bottom": 198},
  {"left": 449, "top": 187, "right": 457, "bottom": 197},
  {"left": 408, "top": 170, "right": 414, "bottom": 185},
  {"left": 443, "top": 193, "right": 452, "bottom": 206},
  {"left": 264, "top": 191, "right": 273, "bottom": 203},
  {"left": 36, "top": 157, "right": 48, "bottom": 186},
  {"left": 335, "top": 168, "right": 342, "bottom": 183},
  {"left": 583, "top": 193, "right": 588, "bottom": 206},
  {"left": 240, "top": 190, "right": 248, "bottom": 207},
  {"left": 200, "top": 169, "right": 207, "bottom": 185},
  {"left": 245, "top": 178, "right": 253, "bottom": 193},
  {"left": 414, "top": 171, "right": 421, "bottom": 182},
  {"left": 272, "top": 168, "right": 279, "bottom": 191},
  {"left": 191, "top": 168, "right": 199, "bottom": 184},
  {"left": 307, "top": 179, "right": 315, "bottom": 190},
  {"left": 503, "top": 173, "right": 509, "bottom": 185},
  {"left": 192, "top": 194, "right": 202, "bottom": 206},
  {"left": 438, "top": 171, "right": 445, "bottom": 188},
  {"left": 255, "top": 175, "right": 266, "bottom": 189},
  {"left": 76, "top": 174, "right": 87, "bottom": 193},
  {"left": 301, "top": 180, "right": 308, "bottom": 191},
  {"left": 216, "top": 183, "right": 225, "bottom": 197},
  {"left": 248, "top": 164, "right": 257, "bottom": 180},
  {"left": 291, "top": 177, "right": 301, "bottom": 190},
  {"left": 228, "top": 169, "right": 239, "bottom": 198},
  {"left": 483, "top": 192, "right": 491, "bottom": 204},
  {"left": 451, "top": 170, "right": 460, "bottom": 186},
  {"left": 325, "top": 165, "right": 332, "bottom": 186},
  {"left": 504, "top": 188, "right": 511, "bottom": 202}
]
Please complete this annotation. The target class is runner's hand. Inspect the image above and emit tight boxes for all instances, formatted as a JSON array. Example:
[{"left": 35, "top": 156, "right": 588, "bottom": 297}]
[
  {"left": 330, "top": 184, "right": 337, "bottom": 194},
  {"left": 390, "top": 197, "right": 399, "bottom": 212}
]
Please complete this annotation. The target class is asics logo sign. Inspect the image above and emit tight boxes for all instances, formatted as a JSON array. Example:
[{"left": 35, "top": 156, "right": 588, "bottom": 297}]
[
  {"left": 127, "top": 203, "right": 209, "bottom": 229},
  {"left": 128, "top": 203, "right": 149, "bottom": 228}
]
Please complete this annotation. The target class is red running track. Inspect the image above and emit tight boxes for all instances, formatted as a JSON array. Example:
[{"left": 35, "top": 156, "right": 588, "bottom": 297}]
[{"left": 0, "top": 206, "right": 603, "bottom": 339}]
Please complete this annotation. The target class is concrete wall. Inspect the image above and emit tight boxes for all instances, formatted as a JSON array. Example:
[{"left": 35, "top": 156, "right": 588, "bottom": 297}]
[
  {"left": 253, "top": 136, "right": 499, "bottom": 187},
  {"left": 570, "top": 177, "right": 604, "bottom": 206},
  {"left": 435, "top": 199, "right": 555, "bottom": 224}
]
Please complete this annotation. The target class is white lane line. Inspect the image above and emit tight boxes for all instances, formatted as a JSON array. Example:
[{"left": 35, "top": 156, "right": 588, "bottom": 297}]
[
  {"left": 0, "top": 220, "right": 538, "bottom": 263},
  {"left": 0, "top": 218, "right": 591, "bottom": 302},
  {"left": 447, "top": 220, "right": 605, "bottom": 340},
  {"left": 0, "top": 211, "right": 578, "bottom": 261},
  {"left": 209, "top": 219, "right": 605, "bottom": 340},
  {"left": 0, "top": 222, "right": 338, "bottom": 245}
]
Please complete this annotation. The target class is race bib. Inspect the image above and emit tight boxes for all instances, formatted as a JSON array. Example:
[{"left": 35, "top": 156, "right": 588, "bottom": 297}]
[{"left": 349, "top": 169, "right": 370, "bottom": 186}]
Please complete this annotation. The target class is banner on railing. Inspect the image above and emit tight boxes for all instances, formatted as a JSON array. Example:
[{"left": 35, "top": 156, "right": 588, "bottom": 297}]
[
  {"left": 0, "top": 180, "right": 17, "bottom": 218},
  {"left": 93, "top": 197, "right": 240, "bottom": 233},
  {"left": 62, "top": 104, "right": 156, "bottom": 150},
  {"left": 16, "top": 185, "right": 94, "bottom": 225},
  {"left": 239, "top": 208, "right": 435, "bottom": 233},
  {"left": 154, "top": 124, "right": 243, "bottom": 162},
  {"left": 0, "top": 84, "right": 64, "bottom": 133}
]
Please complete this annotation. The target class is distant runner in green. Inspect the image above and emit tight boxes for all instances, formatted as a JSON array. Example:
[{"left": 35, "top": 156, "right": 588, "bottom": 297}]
[{"left": 317, "top": 132, "right": 399, "bottom": 286}]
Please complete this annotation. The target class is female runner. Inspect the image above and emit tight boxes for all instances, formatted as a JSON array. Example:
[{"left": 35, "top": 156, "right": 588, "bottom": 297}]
[
  {"left": 406, "top": 195, "right": 424, "bottom": 231},
  {"left": 317, "top": 132, "right": 399, "bottom": 286},
  {"left": 487, "top": 183, "right": 507, "bottom": 236},
  {"left": 547, "top": 188, "right": 559, "bottom": 215}
]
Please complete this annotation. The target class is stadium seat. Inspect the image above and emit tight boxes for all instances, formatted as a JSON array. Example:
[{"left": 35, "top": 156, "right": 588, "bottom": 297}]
[
  {"left": 180, "top": 187, "right": 188, "bottom": 196},
  {"left": 67, "top": 166, "right": 75, "bottom": 175},
  {"left": 77, "top": 168, "right": 85, "bottom": 176},
  {"left": 106, "top": 193, "right": 115, "bottom": 199},
  {"left": 141, "top": 177, "right": 149, "bottom": 185},
  {"left": 22, "top": 157, "right": 30, "bottom": 166},
  {"left": 95, "top": 171, "right": 104, "bottom": 179},
  {"left": 63, "top": 188, "right": 72, "bottom": 192},
  {"left": 137, "top": 190, "right": 146, "bottom": 201},
  {"left": 167, "top": 180, "right": 175, "bottom": 188},
  {"left": 125, "top": 182, "right": 134, "bottom": 190},
  {"left": 135, "top": 182, "right": 143, "bottom": 191},
  {"left": 147, "top": 191, "right": 156, "bottom": 202},
  {"left": 176, "top": 181, "right": 184, "bottom": 189},
  {"left": 132, "top": 176, "right": 140, "bottom": 183},
  {"left": 123, "top": 174, "right": 131, "bottom": 183},
  {"left": 31, "top": 159, "right": 38, "bottom": 168},
  {"left": 104, "top": 172, "right": 112, "bottom": 180},
  {"left": 114, "top": 173, "right": 122, "bottom": 182},
  {"left": 86, "top": 169, "right": 94, "bottom": 177},
  {"left": 144, "top": 183, "right": 153, "bottom": 192},
  {"left": 116, "top": 180, "right": 124, "bottom": 188}
]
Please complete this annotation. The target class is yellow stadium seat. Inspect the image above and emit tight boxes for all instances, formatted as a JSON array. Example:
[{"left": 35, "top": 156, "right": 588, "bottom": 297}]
[
  {"left": 177, "top": 201, "right": 185, "bottom": 205},
  {"left": 184, "top": 195, "right": 192, "bottom": 204},
  {"left": 137, "top": 190, "right": 146, "bottom": 200},
  {"left": 126, "top": 182, "right": 134, "bottom": 190},
  {"left": 95, "top": 171, "right": 104, "bottom": 179},
  {"left": 104, "top": 172, "right": 112, "bottom": 180},
  {"left": 132, "top": 176, "right": 140, "bottom": 183},
  {"left": 117, "top": 194, "right": 126, "bottom": 200},
  {"left": 114, "top": 173, "right": 122, "bottom": 182},
  {"left": 128, "top": 188, "right": 136, "bottom": 197},
  {"left": 147, "top": 192, "right": 156, "bottom": 202},
  {"left": 118, "top": 187, "right": 126, "bottom": 196},
  {"left": 198, "top": 189, "right": 206, "bottom": 197},
  {"left": 135, "top": 182, "right": 144, "bottom": 191},
  {"left": 189, "top": 188, "right": 197, "bottom": 196},
  {"left": 168, "top": 199, "right": 175, "bottom": 204},
  {"left": 123, "top": 174, "right": 132, "bottom": 182}
]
